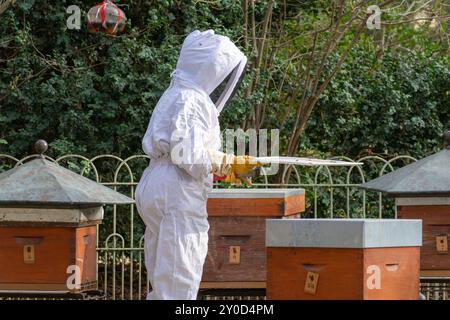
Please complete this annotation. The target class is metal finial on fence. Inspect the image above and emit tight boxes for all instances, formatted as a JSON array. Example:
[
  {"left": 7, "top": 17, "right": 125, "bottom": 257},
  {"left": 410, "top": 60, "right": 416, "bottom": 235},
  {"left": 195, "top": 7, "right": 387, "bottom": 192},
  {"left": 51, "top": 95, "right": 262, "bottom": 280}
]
[{"left": 34, "top": 140, "right": 48, "bottom": 158}]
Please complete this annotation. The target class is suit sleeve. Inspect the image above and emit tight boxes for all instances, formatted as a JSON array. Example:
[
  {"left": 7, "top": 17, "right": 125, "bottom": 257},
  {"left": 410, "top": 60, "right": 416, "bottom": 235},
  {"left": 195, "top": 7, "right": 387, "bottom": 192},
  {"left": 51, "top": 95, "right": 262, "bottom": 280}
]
[{"left": 169, "top": 99, "right": 213, "bottom": 181}]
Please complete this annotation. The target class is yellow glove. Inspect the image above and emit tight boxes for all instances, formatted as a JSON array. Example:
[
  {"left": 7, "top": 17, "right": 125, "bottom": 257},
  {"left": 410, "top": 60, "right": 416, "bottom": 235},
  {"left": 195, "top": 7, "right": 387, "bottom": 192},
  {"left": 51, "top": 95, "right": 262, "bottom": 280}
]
[
  {"left": 224, "top": 172, "right": 253, "bottom": 187},
  {"left": 223, "top": 155, "right": 263, "bottom": 187},
  {"left": 231, "top": 155, "right": 263, "bottom": 175}
]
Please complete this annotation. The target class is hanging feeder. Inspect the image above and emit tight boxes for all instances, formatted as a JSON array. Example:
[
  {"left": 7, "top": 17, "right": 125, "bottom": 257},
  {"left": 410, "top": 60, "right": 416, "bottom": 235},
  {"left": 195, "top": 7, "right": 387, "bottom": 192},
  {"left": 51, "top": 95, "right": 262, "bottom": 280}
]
[{"left": 87, "top": 0, "right": 127, "bottom": 36}]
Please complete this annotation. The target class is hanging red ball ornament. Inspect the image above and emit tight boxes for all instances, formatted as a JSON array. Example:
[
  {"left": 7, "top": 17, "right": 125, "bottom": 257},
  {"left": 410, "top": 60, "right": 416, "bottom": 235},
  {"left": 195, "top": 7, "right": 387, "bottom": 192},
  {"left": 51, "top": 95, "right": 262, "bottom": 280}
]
[{"left": 87, "top": 0, "right": 127, "bottom": 36}]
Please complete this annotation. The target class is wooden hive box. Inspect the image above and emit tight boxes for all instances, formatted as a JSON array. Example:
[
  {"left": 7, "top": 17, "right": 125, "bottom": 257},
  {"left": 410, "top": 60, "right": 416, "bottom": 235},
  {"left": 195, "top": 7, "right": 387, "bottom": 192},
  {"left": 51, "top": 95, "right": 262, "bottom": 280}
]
[
  {"left": 0, "top": 216, "right": 99, "bottom": 292},
  {"left": 0, "top": 207, "right": 102, "bottom": 292},
  {"left": 266, "top": 219, "right": 422, "bottom": 300},
  {"left": 396, "top": 198, "right": 450, "bottom": 277},
  {"left": 359, "top": 135, "right": 450, "bottom": 279},
  {"left": 0, "top": 150, "right": 134, "bottom": 295},
  {"left": 202, "top": 188, "right": 305, "bottom": 289}
]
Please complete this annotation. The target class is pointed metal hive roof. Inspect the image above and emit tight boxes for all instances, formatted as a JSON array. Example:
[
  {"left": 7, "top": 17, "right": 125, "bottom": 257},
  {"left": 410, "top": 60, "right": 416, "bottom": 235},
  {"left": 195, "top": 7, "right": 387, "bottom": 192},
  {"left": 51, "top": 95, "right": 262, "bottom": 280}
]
[
  {"left": 360, "top": 134, "right": 450, "bottom": 197},
  {"left": 0, "top": 158, "right": 134, "bottom": 207}
]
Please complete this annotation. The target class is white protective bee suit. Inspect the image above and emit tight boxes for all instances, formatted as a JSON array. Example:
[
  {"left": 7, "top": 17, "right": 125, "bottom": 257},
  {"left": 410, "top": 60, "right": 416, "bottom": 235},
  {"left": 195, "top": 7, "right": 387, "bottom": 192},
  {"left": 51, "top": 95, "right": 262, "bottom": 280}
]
[{"left": 135, "top": 30, "right": 247, "bottom": 300}]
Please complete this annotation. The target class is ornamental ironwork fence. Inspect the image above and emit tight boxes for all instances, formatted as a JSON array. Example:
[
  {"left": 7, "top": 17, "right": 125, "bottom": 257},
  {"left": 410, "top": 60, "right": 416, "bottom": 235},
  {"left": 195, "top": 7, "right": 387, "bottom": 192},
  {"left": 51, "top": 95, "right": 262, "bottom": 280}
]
[{"left": 2, "top": 153, "right": 446, "bottom": 300}]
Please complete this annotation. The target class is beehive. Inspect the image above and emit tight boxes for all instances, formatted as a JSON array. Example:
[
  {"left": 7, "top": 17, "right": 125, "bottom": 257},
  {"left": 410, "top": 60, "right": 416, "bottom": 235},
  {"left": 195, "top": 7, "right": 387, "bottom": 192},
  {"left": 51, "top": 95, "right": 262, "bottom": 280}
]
[
  {"left": 0, "top": 142, "right": 133, "bottom": 293},
  {"left": 266, "top": 219, "right": 422, "bottom": 300},
  {"left": 201, "top": 188, "right": 305, "bottom": 289},
  {"left": 360, "top": 132, "right": 450, "bottom": 278}
]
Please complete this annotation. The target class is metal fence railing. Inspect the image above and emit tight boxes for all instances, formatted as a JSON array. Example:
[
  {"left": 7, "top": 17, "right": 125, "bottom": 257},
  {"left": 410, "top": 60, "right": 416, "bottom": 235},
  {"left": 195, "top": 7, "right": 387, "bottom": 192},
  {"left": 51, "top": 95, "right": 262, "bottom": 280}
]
[{"left": 2, "top": 153, "right": 446, "bottom": 300}]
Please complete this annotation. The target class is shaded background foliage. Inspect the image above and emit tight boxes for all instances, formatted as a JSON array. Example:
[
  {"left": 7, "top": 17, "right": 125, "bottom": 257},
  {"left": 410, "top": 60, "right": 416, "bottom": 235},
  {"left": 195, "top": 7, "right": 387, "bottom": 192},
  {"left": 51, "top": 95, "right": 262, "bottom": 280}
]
[{"left": 0, "top": 0, "right": 449, "bottom": 162}]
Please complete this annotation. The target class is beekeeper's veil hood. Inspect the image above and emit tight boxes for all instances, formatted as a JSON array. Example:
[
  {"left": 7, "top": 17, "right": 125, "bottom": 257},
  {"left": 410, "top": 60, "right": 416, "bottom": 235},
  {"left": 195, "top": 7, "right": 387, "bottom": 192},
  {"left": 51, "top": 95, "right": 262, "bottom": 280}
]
[{"left": 171, "top": 30, "right": 247, "bottom": 113}]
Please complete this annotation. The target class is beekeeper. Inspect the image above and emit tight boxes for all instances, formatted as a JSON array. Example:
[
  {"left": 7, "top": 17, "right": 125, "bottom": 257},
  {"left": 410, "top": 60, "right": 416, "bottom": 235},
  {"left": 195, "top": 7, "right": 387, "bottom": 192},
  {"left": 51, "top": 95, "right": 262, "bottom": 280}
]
[{"left": 135, "top": 30, "right": 259, "bottom": 300}]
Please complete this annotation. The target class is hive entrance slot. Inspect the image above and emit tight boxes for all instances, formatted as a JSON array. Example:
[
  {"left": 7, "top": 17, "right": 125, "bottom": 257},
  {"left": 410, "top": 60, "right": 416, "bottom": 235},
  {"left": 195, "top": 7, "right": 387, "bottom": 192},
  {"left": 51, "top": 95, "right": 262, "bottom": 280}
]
[
  {"left": 219, "top": 235, "right": 251, "bottom": 244},
  {"left": 14, "top": 236, "right": 43, "bottom": 245},
  {"left": 302, "top": 263, "right": 326, "bottom": 273},
  {"left": 385, "top": 263, "right": 399, "bottom": 272}
]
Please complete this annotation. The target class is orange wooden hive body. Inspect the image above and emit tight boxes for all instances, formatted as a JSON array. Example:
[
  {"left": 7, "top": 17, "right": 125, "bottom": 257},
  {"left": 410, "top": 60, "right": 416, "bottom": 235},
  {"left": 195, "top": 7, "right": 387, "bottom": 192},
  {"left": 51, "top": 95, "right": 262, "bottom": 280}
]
[
  {"left": 0, "top": 222, "right": 98, "bottom": 291},
  {"left": 202, "top": 189, "right": 305, "bottom": 289},
  {"left": 396, "top": 199, "right": 450, "bottom": 277},
  {"left": 266, "top": 219, "right": 422, "bottom": 300}
]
